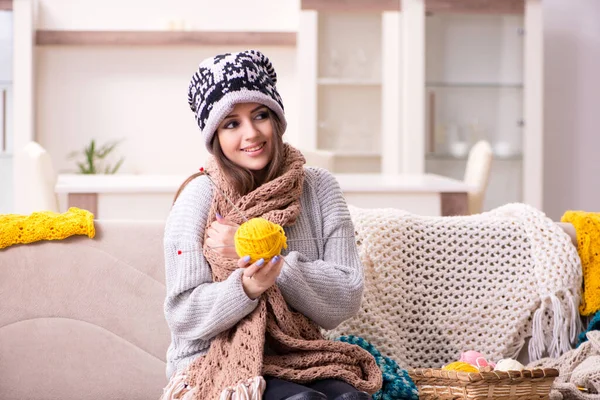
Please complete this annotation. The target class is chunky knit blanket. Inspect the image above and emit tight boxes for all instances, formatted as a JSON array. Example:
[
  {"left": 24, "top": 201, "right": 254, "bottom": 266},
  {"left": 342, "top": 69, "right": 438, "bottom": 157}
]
[
  {"left": 325, "top": 203, "right": 582, "bottom": 368},
  {"left": 337, "top": 335, "right": 419, "bottom": 400},
  {"left": 528, "top": 330, "right": 600, "bottom": 400}
]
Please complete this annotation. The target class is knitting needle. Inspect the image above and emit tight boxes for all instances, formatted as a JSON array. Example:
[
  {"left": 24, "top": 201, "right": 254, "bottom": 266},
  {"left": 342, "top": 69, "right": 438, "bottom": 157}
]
[
  {"left": 191, "top": 168, "right": 349, "bottom": 273},
  {"left": 176, "top": 236, "right": 354, "bottom": 254},
  {"left": 200, "top": 167, "right": 249, "bottom": 222},
  {"left": 208, "top": 236, "right": 354, "bottom": 248}
]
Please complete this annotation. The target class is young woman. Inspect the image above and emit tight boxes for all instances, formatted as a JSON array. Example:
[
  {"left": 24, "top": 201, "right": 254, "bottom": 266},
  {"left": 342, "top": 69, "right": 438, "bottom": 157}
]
[{"left": 162, "top": 50, "right": 382, "bottom": 400}]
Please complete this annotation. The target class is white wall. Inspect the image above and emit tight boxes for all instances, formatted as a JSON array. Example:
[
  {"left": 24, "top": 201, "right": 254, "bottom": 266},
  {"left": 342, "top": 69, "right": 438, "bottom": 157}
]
[
  {"left": 35, "top": 0, "right": 299, "bottom": 175},
  {"left": 542, "top": 0, "right": 600, "bottom": 220},
  {"left": 36, "top": 0, "right": 299, "bottom": 31}
]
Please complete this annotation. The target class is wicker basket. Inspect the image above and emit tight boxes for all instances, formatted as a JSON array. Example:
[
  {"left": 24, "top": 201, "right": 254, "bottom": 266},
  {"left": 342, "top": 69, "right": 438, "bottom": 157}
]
[{"left": 407, "top": 368, "right": 559, "bottom": 400}]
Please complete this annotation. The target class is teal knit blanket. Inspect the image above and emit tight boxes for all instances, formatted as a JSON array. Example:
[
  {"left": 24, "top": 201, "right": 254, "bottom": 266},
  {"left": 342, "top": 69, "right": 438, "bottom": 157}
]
[{"left": 337, "top": 335, "right": 419, "bottom": 400}]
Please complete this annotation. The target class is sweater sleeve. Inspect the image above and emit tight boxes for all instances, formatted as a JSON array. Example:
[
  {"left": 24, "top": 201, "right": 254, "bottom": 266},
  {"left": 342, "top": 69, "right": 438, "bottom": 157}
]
[
  {"left": 163, "top": 176, "right": 259, "bottom": 341},
  {"left": 276, "top": 169, "right": 364, "bottom": 330}
]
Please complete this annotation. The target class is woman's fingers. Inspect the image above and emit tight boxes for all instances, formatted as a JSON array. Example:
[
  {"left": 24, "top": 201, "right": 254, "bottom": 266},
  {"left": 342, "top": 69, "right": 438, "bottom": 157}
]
[
  {"left": 237, "top": 255, "right": 251, "bottom": 268},
  {"left": 242, "top": 257, "right": 266, "bottom": 278},
  {"left": 206, "top": 226, "right": 218, "bottom": 238},
  {"left": 250, "top": 256, "right": 283, "bottom": 279},
  {"left": 205, "top": 236, "right": 217, "bottom": 248},
  {"left": 215, "top": 213, "right": 240, "bottom": 228}
]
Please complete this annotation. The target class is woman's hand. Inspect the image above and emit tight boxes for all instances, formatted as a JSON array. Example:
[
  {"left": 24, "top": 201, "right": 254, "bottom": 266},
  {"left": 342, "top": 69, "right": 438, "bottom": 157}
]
[
  {"left": 205, "top": 213, "right": 240, "bottom": 259},
  {"left": 239, "top": 255, "right": 285, "bottom": 300}
]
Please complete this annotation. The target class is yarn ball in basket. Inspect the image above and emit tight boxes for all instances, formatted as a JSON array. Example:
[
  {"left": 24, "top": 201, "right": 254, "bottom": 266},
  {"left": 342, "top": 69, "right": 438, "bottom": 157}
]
[
  {"left": 442, "top": 361, "right": 479, "bottom": 373},
  {"left": 234, "top": 217, "right": 287, "bottom": 263},
  {"left": 459, "top": 350, "right": 496, "bottom": 368},
  {"left": 494, "top": 358, "right": 525, "bottom": 372}
]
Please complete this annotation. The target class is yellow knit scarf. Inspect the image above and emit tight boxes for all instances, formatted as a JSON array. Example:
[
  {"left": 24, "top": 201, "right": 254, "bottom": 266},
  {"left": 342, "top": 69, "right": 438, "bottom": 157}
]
[
  {"left": 0, "top": 207, "right": 95, "bottom": 249},
  {"left": 562, "top": 210, "right": 600, "bottom": 315}
]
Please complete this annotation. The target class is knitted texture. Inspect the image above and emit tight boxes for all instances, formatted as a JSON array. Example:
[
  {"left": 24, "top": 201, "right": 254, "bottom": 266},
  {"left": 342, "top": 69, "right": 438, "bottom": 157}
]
[
  {"left": 337, "top": 335, "right": 419, "bottom": 400},
  {"left": 561, "top": 211, "right": 600, "bottom": 316},
  {"left": 578, "top": 311, "right": 600, "bottom": 347},
  {"left": 528, "top": 331, "right": 600, "bottom": 400},
  {"left": 442, "top": 362, "right": 479, "bottom": 372},
  {"left": 324, "top": 204, "right": 582, "bottom": 368},
  {"left": 234, "top": 217, "right": 287, "bottom": 263},
  {"left": 184, "top": 144, "right": 382, "bottom": 399},
  {"left": 163, "top": 166, "right": 369, "bottom": 380},
  {"left": 187, "top": 50, "right": 286, "bottom": 153},
  {"left": 0, "top": 207, "right": 95, "bottom": 249}
]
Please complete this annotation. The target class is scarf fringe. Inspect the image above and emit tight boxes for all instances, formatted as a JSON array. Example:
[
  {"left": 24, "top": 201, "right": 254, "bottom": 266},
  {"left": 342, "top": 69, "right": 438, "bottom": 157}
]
[
  {"left": 160, "top": 372, "right": 197, "bottom": 400},
  {"left": 529, "top": 290, "right": 582, "bottom": 362},
  {"left": 219, "top": 376, "right": 266, "bottom": 400}
]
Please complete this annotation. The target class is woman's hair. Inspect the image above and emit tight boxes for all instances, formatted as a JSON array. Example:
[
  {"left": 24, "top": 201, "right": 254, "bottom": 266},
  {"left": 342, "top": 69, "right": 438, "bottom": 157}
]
[{"left": 173, "top": 108, "right": 286, "bottom": 204}]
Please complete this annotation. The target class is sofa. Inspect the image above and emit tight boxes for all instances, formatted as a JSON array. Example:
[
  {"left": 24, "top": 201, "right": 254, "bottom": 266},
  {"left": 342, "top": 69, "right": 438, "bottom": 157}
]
[
  {"left": 0, "top": 210, "right": 579, "bottom": 400},
  {"left": 0, "top": 220, "right": 170, "bottom": 400}
]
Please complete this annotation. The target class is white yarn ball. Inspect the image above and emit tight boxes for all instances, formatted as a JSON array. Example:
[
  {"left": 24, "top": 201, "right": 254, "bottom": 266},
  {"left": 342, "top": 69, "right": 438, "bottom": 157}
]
[{"left": 494, "top": 359, "right": 525, "bottom": 372}]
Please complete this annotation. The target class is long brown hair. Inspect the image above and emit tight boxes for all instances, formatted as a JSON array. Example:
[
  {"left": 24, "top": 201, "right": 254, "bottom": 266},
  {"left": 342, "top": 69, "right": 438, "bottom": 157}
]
[{"left": 173, "top": 108, "right": 286, "bottom": 204}]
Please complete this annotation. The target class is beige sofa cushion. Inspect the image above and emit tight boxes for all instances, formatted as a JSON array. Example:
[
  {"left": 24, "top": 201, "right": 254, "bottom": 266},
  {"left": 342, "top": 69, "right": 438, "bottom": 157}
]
[{"left": 0, "top": 220, "right": 170, "bottom": 400}]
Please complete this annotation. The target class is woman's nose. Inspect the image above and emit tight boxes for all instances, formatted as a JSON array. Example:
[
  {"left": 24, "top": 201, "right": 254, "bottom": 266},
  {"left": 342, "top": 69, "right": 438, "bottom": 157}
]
[{"left": 241, "top": 119, "right": 260, "bottom": 139}]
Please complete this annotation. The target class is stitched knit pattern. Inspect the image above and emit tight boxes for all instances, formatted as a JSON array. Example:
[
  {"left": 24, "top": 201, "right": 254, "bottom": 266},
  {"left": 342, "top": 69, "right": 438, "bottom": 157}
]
[
  {"left": 187, "top": 50, "right": 286, "bottom": 153},
  {"left": 337, "top": 335, "right": 419, "bottom": 400},
  {"left": 578, "top": 311, "right": 600, "bottom": 347},
  {"left": 324, "top": 204, "right": 582, "bottom": 367},
  {"left": 561, "top": 211, "right": 600, "bottom": 316},
  {"left": 0, "top": 207, "right": 95, "bottom": 249},
  {"left": 163, "top": 167, "right": 367, "bottom": 379},
  {"left": 528, "top": 331, "right": 600, "bottom": 400},
  {"left": 172, "top": 144, "right": 381, "bottom": 399}
]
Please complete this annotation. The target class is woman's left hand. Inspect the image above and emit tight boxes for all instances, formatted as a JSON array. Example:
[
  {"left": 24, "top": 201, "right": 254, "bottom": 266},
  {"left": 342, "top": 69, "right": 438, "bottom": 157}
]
[{"left": 205, "top": 213, "right": 240, "bottom": 259}]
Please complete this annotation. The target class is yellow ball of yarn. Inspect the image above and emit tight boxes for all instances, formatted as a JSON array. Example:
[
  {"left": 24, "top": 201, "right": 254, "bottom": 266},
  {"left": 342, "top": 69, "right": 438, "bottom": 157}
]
[
  {"left": 442, "top": 361, "right": 479, "bottom": 373},
  {"left": 234, "top": 218, "right": 287, "bottom": 263}
]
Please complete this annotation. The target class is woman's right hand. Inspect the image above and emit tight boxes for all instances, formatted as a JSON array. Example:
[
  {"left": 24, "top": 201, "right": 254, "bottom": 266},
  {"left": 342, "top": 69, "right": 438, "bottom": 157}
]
[{"left": 238, "top": 255, "right": 284, "bottom": 300}]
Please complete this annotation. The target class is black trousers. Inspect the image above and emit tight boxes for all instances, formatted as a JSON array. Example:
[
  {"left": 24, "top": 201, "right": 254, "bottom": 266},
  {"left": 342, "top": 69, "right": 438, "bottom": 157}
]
[{"left": 263, "top": 377, "right": 367, "bottom": 400}]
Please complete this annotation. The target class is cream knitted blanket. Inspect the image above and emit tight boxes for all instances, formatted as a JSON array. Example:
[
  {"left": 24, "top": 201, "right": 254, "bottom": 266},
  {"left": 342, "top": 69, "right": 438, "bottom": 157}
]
[
  {"left": 328, "top": 203, "right": 582, "bottom": 368},
  {"left": 528, "top": 331, "right": 600, "bottom": 400}
]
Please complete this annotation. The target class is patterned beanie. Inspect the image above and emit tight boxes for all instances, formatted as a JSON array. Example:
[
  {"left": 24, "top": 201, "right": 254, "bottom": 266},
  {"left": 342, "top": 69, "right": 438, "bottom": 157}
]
[{"left": 187, "top": 49, "right": 287, "bottom": 153}]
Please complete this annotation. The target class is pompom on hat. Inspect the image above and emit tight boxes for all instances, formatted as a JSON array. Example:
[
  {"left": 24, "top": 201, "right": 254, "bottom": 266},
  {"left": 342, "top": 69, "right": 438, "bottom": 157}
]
[{"left": 187, "top": 49, "right": 287, "bottom": 153}]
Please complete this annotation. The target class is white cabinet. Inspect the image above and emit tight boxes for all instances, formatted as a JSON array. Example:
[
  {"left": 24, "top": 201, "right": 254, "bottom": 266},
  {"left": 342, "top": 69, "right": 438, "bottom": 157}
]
[
  {"left": 421, "top": 1, "right": 543, "bottom": 210},
  {"left": 424, "top": 12, "right": 526, "bottom": 209},
  {"left": 0, "top": 10, "right": 12, "bottom": 156},
  {"left": 298, "top": 0, "right": 543, "bottom": 209},
  {"left": 0, "top": 9, "right": 13, "bottom": 213},
  {"left": 0, "top": 10, "right": 12, "bottom": 82},
  {"left": 298, "top": 4, "right": 400, "bottom": 173}
]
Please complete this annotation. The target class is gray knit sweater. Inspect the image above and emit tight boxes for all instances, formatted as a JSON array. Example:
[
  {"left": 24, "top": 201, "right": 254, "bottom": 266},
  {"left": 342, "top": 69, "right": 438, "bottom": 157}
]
[{"left": 163, "top": 167, "right": 364, "bottom": 378}]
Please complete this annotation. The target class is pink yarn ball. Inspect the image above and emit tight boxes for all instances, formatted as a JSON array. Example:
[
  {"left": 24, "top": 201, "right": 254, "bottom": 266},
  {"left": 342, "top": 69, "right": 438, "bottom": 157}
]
[{"left": 459, "top": 351, "right": 496, "bottom": 368}]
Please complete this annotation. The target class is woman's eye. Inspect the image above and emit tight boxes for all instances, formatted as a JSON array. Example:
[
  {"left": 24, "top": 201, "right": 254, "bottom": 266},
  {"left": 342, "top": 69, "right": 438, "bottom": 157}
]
[
  {"left": 255, "top": 112, "right": 269, "bottom": 120},
  {"left": 223, "top": 120, "right": 239, "bottom": 129}
]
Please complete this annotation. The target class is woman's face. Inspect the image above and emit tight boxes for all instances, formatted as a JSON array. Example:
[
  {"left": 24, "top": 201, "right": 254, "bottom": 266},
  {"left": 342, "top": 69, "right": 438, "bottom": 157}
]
[{"left": 216, "top": 102, "right": 274, "bottom": 172}]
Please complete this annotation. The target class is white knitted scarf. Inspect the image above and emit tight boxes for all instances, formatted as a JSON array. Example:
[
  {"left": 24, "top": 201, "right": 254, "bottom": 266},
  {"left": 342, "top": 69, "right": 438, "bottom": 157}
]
[{"left": 327, "top": 203, "right": 582, "bottom": 368}]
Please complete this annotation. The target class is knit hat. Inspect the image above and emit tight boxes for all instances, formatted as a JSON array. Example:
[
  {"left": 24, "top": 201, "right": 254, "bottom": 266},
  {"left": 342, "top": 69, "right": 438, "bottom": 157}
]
[{"left": 187, "top": 50, "right": 287, "bottom": 153}]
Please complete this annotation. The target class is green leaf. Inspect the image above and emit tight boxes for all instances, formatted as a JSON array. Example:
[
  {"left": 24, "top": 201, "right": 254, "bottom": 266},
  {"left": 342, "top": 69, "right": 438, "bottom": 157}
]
[
  {"left": 109, "top": 157, "right": 125, "bottom": 174},
  {"left": 76, "top": 162, "right": 87, "bottom": 174},
  {"left": 69, "top": 138, "right": 125, "bottom": 174},
  {"left": 97, "top": 141, "right": 120, "bottom": 159}
]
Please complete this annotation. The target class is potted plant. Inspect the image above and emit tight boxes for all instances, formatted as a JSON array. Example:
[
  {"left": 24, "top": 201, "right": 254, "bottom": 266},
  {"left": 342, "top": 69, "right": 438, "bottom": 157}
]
[{"left": 68, "top": 139, "right": 125, "bottom": 174}]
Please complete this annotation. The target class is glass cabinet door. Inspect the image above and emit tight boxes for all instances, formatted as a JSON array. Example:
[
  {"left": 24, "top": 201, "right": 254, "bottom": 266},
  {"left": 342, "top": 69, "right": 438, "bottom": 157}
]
[
  {"left": 316, "top": 11, "right": 383, "bottom": 173},
  {"left": 0, "top": 8, "right": 13, "bottom": 213},
  {"left": 423, "top": 12, "right": 525, "bottom": 211}
]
